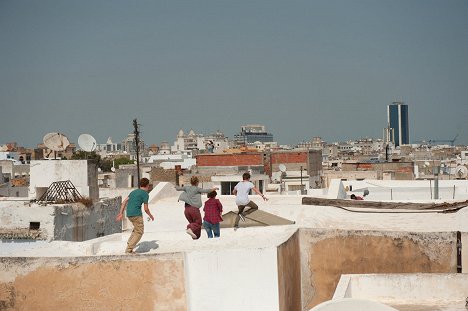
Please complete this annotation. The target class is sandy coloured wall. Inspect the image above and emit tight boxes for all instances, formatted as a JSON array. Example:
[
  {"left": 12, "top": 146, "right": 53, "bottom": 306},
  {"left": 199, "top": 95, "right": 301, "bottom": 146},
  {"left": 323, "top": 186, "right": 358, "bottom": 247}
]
[
  {"left": 299, "top": 229, "right": 457, "bottom": 310},
  {"left": 0, "top": 254, "right": 187, "bottom": 311},
  {"left": 277, "top": 230, "right": 302, "bottom": 311}
]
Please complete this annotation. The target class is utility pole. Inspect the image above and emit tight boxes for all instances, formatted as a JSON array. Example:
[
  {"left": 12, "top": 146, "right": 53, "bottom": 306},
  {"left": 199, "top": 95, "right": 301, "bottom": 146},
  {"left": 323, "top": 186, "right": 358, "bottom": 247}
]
[{"left": 133, "top": 119, "right": 141, "bottom": 187}]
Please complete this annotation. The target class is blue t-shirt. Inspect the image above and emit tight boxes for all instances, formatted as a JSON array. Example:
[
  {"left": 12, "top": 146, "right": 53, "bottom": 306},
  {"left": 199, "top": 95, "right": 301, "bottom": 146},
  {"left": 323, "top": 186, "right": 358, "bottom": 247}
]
[{"left": 126, "top": 189, "right": 149, "bottom": 217}]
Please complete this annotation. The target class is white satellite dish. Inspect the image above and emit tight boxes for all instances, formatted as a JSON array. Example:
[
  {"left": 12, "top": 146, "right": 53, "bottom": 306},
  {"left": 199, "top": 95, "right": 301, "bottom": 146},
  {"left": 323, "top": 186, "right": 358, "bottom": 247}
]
[
  {"left": 455, "top": 166, "right": 468, "bottom": 179},
  {"left": 43, "top": 132, "right": 70, "bottom": 152},
  {"left": 279, "top": 164, "right": 287, "bottom": 172},
  {"left": 78, "top": 134, "right": 97, "bottom": 152}
]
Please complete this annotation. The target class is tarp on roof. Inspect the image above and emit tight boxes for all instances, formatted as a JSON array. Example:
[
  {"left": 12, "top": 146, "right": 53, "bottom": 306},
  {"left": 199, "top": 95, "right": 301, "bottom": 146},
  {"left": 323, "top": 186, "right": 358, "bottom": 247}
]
[{"left": 219, "top": 210, "right": 295, "bottom": 228}]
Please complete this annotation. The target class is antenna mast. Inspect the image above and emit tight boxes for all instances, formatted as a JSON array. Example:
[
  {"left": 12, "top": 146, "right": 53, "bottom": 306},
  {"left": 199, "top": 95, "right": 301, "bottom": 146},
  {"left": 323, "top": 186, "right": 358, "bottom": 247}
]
[{"left": 133, "top": 119, "right": 141, "bottom": 187}]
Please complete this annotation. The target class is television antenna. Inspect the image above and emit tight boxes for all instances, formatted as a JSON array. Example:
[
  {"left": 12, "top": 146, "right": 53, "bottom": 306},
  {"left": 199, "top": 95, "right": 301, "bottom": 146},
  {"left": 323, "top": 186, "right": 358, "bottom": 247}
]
[
  {"left": 78, "top": 134, "right": 97, "bottom": 152},
  {"left": 43, "top": 132, "right": 70, "bottom": 159}
]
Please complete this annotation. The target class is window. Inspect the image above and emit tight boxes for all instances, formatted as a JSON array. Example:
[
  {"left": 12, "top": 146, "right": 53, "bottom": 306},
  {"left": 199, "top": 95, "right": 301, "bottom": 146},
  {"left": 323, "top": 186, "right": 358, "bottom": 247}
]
[{"left": 30, "top": 222, "right": 40, "bottom": 230}]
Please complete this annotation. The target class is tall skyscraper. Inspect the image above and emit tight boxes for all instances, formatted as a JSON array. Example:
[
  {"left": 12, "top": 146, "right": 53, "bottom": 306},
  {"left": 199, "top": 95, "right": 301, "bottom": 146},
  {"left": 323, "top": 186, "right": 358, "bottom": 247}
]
[{"left": 387, "top": 102, "right": 409, "bottom": 146}]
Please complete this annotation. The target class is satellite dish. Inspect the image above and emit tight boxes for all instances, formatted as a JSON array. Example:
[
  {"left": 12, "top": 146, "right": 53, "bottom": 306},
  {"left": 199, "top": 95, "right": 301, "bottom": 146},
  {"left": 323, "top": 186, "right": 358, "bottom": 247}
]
[
  {"left": 43, "top": 132, "right": 70, "bottom": 152},
  {"left": 424, "top": 161, "right": 430, "bottom": 167},
  {"left": 455, "top": 166, "right": 468, "bottom": 179},
  {"left": 111, "top": 167, "right": 116, "bottom": 172},
  {"left": 78, "top": 134, "right": 97, "bottom": 152},
  {"left": 279, "top": 164, "right": 287, "bottom": 172}
]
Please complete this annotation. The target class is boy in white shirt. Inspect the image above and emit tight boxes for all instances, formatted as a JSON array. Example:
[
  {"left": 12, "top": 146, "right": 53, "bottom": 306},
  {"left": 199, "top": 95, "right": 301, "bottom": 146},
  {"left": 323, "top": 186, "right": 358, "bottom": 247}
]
[{"left": 233, "top": 172, "right": 268, "bottom": 230}]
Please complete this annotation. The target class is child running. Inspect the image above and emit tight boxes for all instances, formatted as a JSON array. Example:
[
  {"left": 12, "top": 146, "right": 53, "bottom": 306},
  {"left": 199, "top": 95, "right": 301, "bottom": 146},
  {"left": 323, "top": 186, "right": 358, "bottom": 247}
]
[
  {"left": 203, "top": 190, "right": 223, "bottom": 238},
  {"left": 233, "top": 172, "right": 268, "bottom": 230},
  {"left": 115, "top": 177, "right": 154, "bottom": 254},
  {"left": 176, "top": 176, "right": 217, "bottom": 239}
]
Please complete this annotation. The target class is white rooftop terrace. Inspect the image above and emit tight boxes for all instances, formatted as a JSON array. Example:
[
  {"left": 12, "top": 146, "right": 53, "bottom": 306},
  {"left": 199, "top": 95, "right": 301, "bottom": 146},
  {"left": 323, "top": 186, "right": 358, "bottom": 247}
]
[{"left": 2, "top": 180, "right": 468, "bottom": 257}]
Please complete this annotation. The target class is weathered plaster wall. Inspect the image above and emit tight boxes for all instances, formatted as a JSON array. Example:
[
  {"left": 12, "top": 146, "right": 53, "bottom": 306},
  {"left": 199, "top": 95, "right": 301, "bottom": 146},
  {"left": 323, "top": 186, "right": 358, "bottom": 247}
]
[
  {"left": 29, "top": 160, "right": 98, "bottom": 201},
  {"left": 277, "top": 230, "right": 302, "bottom": 311},
  {"left": 53, "top": 197, "right": 122, "bottom": 241},
  {"left": 335, "top": 273, "right": 468, "bottom": 303},
  {"left": 0, "top": 254, "right": 187, "bottom": 311},
  {"left": 299, "top": 229, "right": 457, "bottom": 310},
  {"left": 0, "top": 204, "right": 55, "bottom": 239},
  {"left": 0, "top": 198, "right": 121, "bottom": 241}
]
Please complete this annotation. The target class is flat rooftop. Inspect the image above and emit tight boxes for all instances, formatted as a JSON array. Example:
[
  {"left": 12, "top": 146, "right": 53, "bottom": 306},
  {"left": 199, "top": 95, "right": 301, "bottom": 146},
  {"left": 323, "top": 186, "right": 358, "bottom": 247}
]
[{"left": 2, "top": 193, "right": 468, "bottom": 257}]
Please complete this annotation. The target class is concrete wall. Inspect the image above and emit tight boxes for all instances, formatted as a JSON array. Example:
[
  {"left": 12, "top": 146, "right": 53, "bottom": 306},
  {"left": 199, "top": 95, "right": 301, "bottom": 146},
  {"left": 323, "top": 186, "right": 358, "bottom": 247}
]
[
  {"left": 338, "top": 179, "right": 468, "bottom": 201},
  {"left": 335, "top": 273, "right": 468, "bottom": 303},
  {"left": 0, "top": 198, "right": 121, "bottom": 241},
  {"left": 342, "top": 162, "right": 414, "bottom": 180},
  {"left": 29, "top": 160, "right": 98, "bottom": 201},
  {"left": 323, "top": 171, "right": 378, "bottom": 188},
  {"left": 0, "top": 204, "right": 55, "bottom": 240},
  {"left": 0, "top": 186, "right": 28, "bottom": 198},
  {"left": 185, "top": 247, "right": 280, "bottom": 311},
  {"left": 0, "top": 254, "right": 187, "bottom": 311},
  {"left": 277, "top": 230, "right": 302, "bottom": 311},
  {"left": 53, "top": 198, "right": 122, "bottom": 241},
  {"left": 115, "top": 167, "right": 138, "bottom": 188},
  {"left": 299, "top": 229, "right": 457, "bottom": 310}
]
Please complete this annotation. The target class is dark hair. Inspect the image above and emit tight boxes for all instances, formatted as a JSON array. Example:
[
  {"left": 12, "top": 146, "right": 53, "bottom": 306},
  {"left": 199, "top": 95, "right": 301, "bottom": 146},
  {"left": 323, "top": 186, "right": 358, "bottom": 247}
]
[
  {"left": 350, "top": 194, "right": 356, "bottom": 199},
  {"left": 242, "top": 172, "right": 251, "bottom": 180},
  {"left": 140, "top": 178, "right": 150, "bottom": 188},
  {"left": 207, "top": 190, "right": 217, "bottom": 198}
]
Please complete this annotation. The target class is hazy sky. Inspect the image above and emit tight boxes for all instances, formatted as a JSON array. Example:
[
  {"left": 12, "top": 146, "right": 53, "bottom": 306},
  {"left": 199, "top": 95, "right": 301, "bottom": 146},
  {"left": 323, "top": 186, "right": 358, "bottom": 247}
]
[{"left": 1, "top": 0, "right": 467, "bottom": 147}]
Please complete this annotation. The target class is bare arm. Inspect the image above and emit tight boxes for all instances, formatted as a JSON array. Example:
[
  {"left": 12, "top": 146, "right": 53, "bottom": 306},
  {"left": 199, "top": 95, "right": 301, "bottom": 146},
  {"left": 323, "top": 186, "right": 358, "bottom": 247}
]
[
  {"left": 252, "top": 187, "right": 268, "bottom": 201},
  {"left": 116, "top": 197, "right": 129, "bottom": 221},
  {"left": 143, "top": 203, "right": 154, "bottom": 221},
  {"left": 198, "top": 186, "right": 218, "bottom": 194}
]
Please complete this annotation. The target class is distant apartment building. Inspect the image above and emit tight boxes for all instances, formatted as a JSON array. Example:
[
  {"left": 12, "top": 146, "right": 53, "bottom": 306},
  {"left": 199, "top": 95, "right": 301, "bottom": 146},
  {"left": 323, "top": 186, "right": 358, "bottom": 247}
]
[
  {"left": 234, "top": 124, "right": 273, "bottom": 146},
  {"left": 387, "top": 102, "right": 410, "bottom": 147},
  {"left": 120, "top": 133, "right": 145, "bottom": 160},
  {"left": 355, "top": 138, "right": 383, "bottom": 156},
  {"left": 296, "top": 137, "right": 325, "bottom": 150},
  {"left": 171, "top": 129, "right": 230, "bottom": 153},
  {"left": 96, "top": 137, "right": 123, "bottom": 154}
]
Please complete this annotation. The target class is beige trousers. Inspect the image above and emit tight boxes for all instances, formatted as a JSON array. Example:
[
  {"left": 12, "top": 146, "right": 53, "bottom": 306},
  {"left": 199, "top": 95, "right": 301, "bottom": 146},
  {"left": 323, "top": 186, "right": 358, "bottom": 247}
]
[{"left": 126, "top": 216, "right": 144, "bottom": 253}]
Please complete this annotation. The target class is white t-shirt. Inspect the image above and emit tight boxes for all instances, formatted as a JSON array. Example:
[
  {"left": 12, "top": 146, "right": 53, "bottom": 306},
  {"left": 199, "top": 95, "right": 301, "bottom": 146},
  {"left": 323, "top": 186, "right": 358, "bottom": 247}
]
[{"left": 234, "top": 181, "right": 254, "bottom": 206}]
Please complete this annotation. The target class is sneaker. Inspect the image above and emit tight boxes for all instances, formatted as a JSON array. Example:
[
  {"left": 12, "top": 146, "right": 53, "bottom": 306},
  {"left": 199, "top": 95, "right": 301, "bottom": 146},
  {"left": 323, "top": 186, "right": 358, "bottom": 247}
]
[
  {"left": 186, "top": 228, "right": 197, "bottom": 239},
  {"left": 239, "top": 213, "right": 246, "bottom": 222},
  {"left": 234, "top": 226, "right": 239, "bottom": 231},
  {"left": 125, "top": 250, "right": 136, "bottom": 255}
]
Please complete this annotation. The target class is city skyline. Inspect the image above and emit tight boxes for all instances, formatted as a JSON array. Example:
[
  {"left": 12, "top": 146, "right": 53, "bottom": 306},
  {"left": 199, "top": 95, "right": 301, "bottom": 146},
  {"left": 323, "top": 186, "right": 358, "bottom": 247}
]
[{"left": 1, "top": 0, "right": 467, "bottom": 147}]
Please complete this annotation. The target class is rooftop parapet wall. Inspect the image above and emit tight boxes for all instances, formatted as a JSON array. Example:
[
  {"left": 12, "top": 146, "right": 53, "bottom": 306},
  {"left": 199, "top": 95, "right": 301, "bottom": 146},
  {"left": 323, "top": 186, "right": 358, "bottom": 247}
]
[
  {"left": 0, "top": 254, "right": 187, "bottom": 311},
  {"left": 277, "top": 230, "right": 302, "bottom": 311},
  {"left": 0, "top": 198, "right": 121, "bottom": 241},
  {"left": 299, "top": 229, "right": 457, "bottom": 310},
  {"left": 53, "top": 198, "right": 122, "bottom": 241}
]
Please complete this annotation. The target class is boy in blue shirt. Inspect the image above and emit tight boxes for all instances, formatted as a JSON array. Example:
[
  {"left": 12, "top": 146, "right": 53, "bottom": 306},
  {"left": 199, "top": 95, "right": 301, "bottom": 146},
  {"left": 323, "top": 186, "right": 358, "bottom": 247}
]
[{"left": 116, "top": 178, "right": 154, "bottom": 254}]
